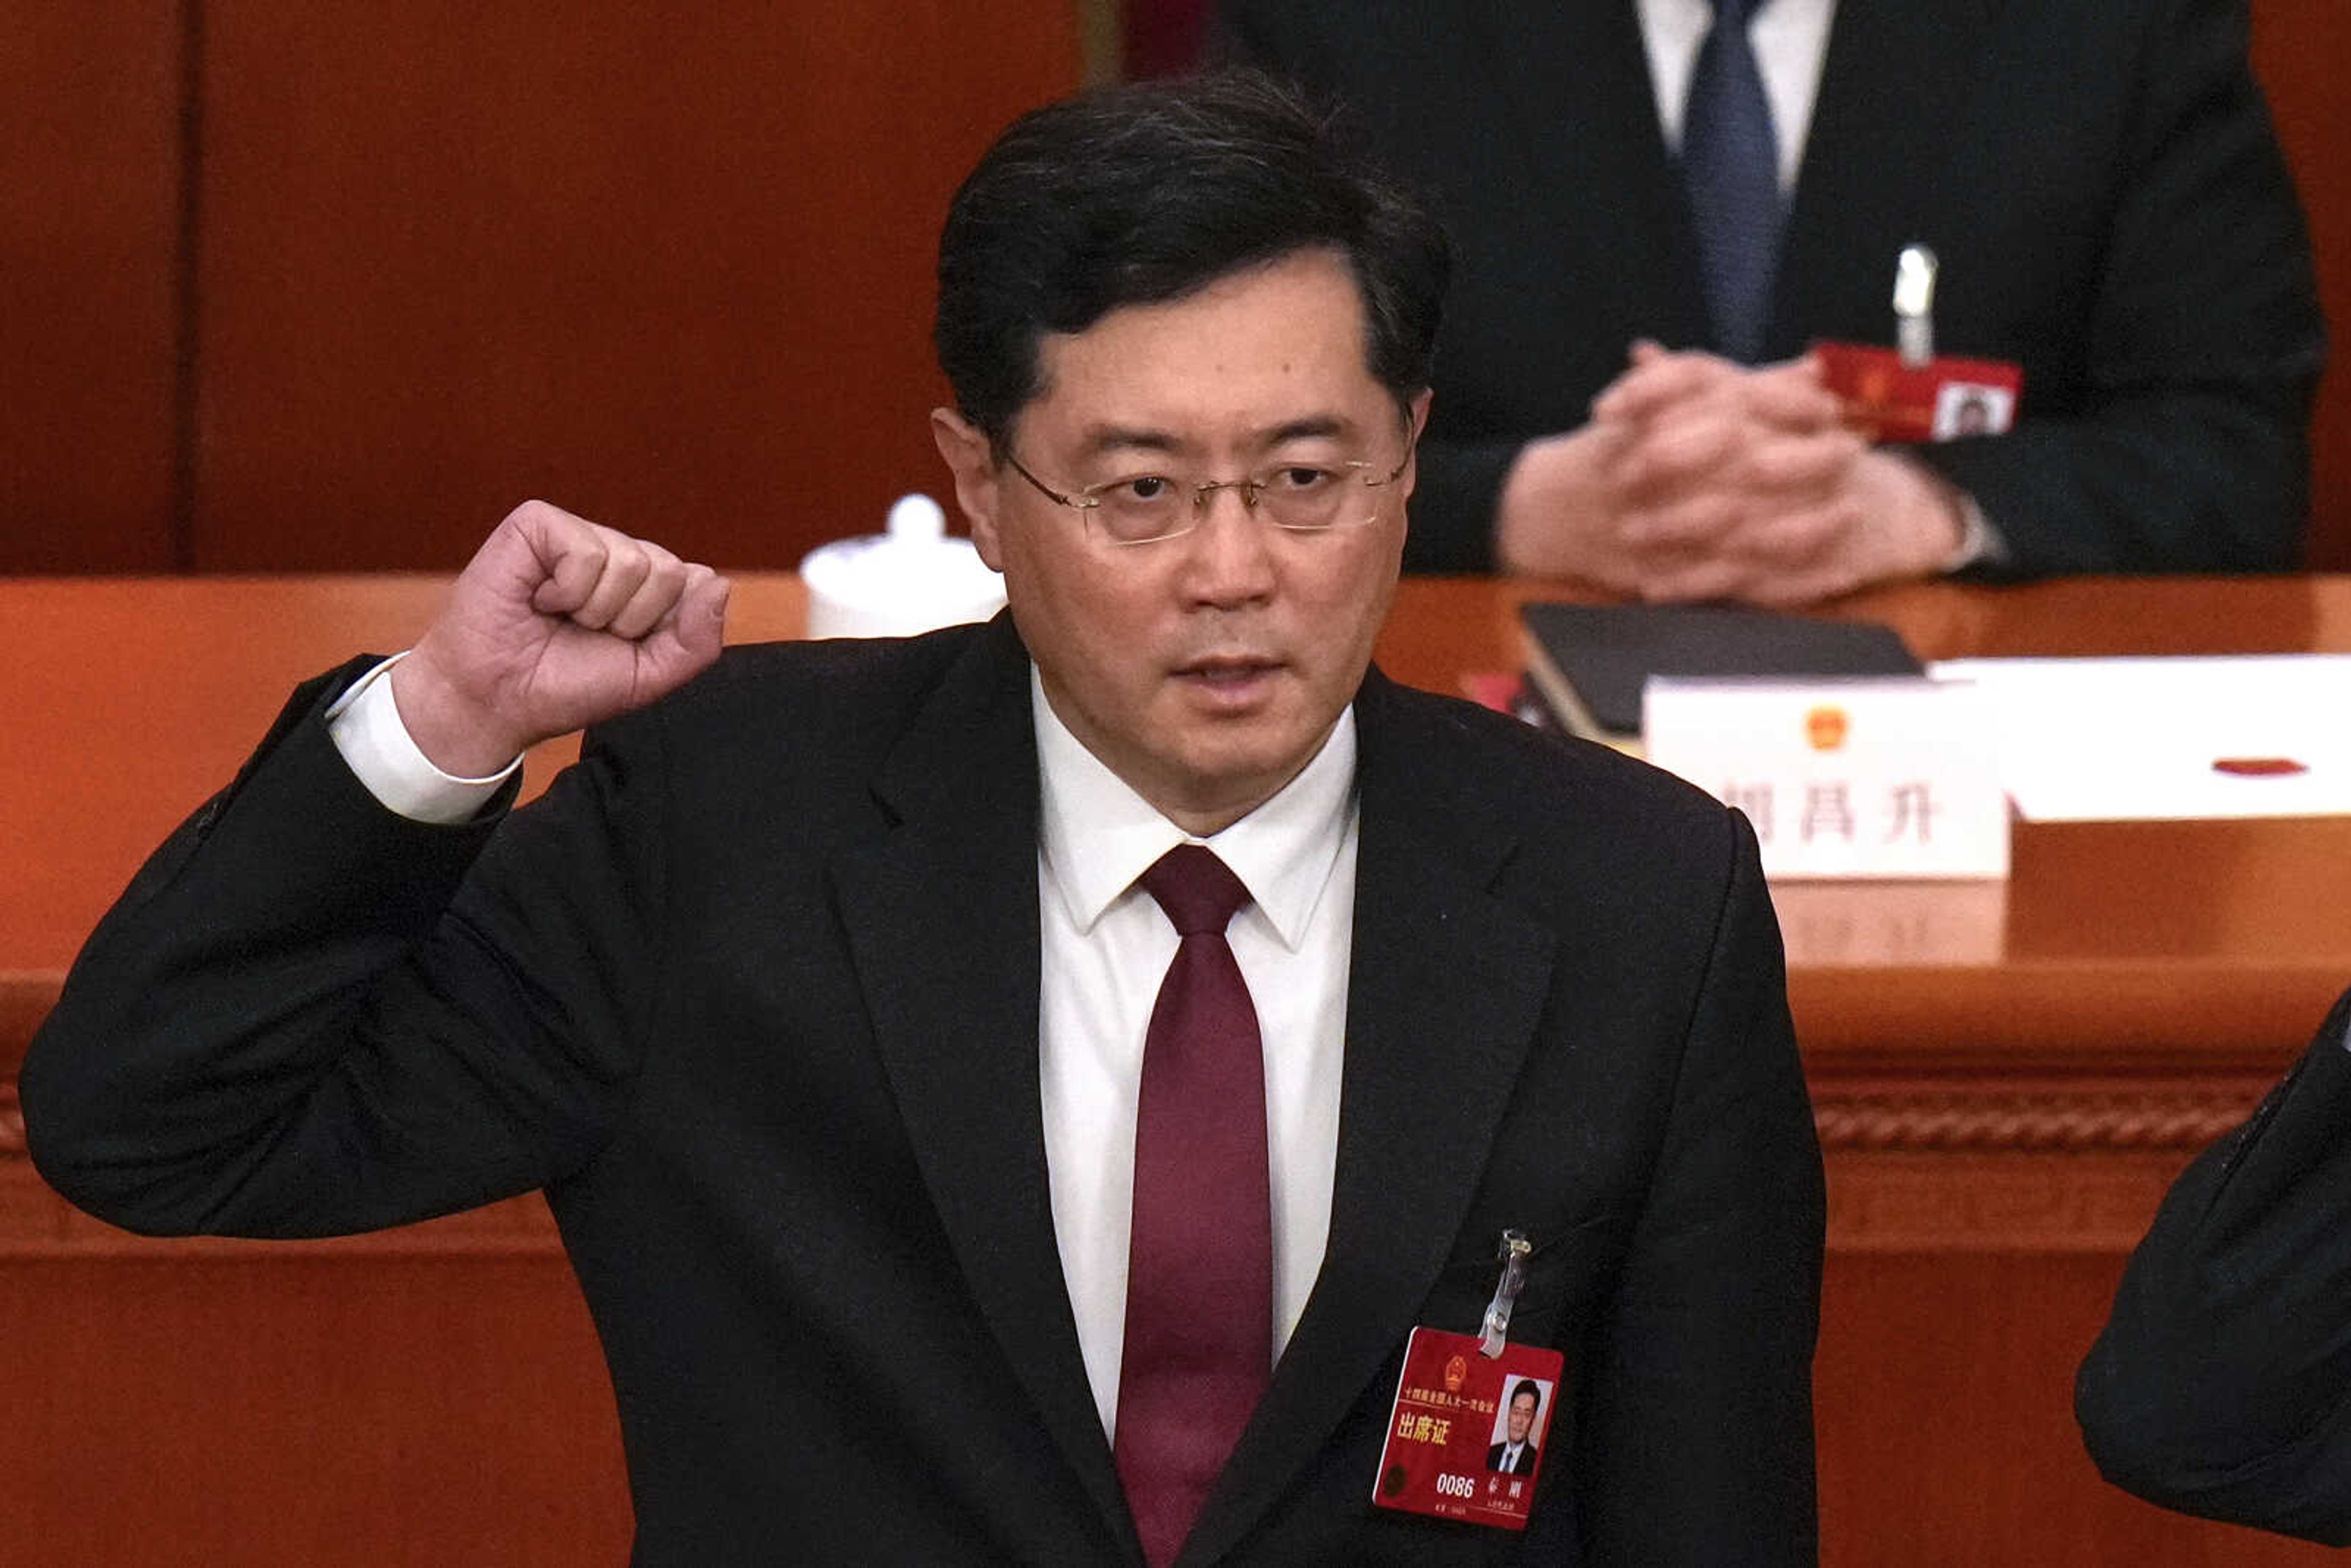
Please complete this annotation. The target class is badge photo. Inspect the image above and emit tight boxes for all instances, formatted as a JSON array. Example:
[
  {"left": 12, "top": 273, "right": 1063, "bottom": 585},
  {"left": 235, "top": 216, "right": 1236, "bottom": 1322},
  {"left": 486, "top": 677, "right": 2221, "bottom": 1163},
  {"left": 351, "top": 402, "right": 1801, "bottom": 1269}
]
[{"left": 1932, "top": 380, "right": 2015, "bottom": 440}]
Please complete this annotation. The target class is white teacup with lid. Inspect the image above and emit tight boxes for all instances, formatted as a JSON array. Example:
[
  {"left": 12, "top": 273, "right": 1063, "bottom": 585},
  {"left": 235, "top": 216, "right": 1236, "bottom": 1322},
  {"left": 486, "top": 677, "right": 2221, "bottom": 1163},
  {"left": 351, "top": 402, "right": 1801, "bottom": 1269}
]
[{"left": 799, "top": 493, "right": 1007, "bottom": 640}]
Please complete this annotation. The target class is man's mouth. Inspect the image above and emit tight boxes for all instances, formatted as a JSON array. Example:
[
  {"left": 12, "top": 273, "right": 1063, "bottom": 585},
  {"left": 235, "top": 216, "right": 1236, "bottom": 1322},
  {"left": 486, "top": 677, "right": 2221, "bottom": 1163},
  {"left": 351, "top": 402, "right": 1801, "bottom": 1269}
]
[
  {"left": 1172, "top": 655, "right": 1285, "bottom": 703},
  {"left": 1179, "top": 655, "right": 1279, "bottom": 679}
]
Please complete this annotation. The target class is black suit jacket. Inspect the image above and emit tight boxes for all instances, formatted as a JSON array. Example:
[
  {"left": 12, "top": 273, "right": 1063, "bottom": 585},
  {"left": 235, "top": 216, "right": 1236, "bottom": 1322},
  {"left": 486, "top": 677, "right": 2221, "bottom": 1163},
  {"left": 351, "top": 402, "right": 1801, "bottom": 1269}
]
[
  {"left": 1488, "top": 1442, "right": 1539, "bottom": 1478},
  {"left": 23, "top": 617, "right": 1823, "bottom": 1564},
  {"left": 2078, "top": 989, "right": 2351, "bottom": 1545},
  {"left": 1218, "top": 0, "right": 2326, "bottom": 574}
]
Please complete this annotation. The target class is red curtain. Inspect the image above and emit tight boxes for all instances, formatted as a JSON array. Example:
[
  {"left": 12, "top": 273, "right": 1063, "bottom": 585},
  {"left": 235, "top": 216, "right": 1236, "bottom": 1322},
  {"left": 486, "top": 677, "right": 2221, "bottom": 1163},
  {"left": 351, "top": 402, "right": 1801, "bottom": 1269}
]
[{"left": 1124, "top": 0, "right": 1209, "bottom": 78}]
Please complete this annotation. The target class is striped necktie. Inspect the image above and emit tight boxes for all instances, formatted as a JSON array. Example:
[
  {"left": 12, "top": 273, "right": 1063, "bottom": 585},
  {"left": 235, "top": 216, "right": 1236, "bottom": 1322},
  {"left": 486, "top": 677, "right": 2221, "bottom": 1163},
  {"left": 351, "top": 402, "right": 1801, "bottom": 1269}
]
[{"left": 1681, "top": 0, "right": 1785, "bottom": 362}]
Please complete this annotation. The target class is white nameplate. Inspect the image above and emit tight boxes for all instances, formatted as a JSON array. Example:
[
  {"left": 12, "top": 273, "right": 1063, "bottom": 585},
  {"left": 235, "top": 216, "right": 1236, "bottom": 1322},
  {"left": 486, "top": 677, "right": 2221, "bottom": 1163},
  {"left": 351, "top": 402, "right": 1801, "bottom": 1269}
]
[{"left": 1643, "top": 677, "right": 2008, "bottom": 880}]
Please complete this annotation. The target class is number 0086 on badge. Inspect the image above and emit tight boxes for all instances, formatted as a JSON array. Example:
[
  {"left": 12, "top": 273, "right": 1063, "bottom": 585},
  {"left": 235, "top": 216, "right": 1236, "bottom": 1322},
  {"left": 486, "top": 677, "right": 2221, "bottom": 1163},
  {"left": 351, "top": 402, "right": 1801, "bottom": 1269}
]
[{"left": 1372, "top": 1327, "right": 1564, "bottom": 1531}]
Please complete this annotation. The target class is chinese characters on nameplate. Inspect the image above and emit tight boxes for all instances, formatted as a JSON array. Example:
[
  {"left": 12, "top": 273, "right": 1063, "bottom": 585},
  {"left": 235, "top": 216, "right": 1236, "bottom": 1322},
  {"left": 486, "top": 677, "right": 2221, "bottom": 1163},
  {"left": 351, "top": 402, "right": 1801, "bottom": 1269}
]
[{"left": 1643, "top": 677, "right": 2009, "bottom": 880}]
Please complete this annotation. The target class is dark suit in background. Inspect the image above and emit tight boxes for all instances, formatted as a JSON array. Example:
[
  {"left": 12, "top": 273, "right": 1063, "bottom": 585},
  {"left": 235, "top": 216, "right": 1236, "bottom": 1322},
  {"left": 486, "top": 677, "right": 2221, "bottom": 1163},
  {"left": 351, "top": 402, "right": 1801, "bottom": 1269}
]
[
  {"left": 2079, "top": 990, "right": 2351, "bottom": 1545},
  {"left": 23, "top": 617, "right": 1824, "bottom": 1564},
  {"left": 1218, "top": 0, "right": 2327, "bottom": 574}
]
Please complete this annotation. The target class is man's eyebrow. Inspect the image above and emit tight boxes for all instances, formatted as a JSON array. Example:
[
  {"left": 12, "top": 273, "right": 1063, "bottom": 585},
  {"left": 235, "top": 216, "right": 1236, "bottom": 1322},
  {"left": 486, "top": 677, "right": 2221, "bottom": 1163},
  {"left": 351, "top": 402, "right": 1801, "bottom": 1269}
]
[
  {"left": 1068, "top": 413, "right": 1362, "bottom": 462},
  {"left": 1073, "top": 425, "right": 1185, "bottom": 460},
  {"left": 1261, "top": 415, "right": 1351, "bottom": 445}
]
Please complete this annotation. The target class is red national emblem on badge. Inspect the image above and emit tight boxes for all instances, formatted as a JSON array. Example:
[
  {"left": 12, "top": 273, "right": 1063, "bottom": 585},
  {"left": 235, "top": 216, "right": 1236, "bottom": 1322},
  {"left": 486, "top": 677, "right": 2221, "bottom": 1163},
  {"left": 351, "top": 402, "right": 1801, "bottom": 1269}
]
[{"left": 1443, "top": 1354, "right": 1469, "bottom": 1392}]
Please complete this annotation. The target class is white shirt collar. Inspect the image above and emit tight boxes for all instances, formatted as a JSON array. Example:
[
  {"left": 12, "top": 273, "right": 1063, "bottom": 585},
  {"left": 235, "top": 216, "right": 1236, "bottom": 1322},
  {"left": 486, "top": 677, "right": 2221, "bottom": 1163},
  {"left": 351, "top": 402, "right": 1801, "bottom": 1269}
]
[{"left": 1031, "top": 669, "right": 1358, "bottom": 950}]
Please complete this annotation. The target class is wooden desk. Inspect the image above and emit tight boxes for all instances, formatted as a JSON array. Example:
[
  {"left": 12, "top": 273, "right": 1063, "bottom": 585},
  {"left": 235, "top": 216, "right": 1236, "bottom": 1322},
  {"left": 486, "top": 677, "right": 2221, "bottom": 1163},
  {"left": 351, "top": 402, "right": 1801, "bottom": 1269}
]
[{"left": 6, "top": 573, "right": 2346, "bottom": 1564}]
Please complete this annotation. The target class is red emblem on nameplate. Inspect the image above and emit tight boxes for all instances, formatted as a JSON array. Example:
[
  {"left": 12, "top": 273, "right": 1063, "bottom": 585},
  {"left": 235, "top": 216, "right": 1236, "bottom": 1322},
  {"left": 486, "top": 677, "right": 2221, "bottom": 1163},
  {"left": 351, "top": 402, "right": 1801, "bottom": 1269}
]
[{"left": 1373, "top": 1327, "right": 1564, "bottom": 1531}]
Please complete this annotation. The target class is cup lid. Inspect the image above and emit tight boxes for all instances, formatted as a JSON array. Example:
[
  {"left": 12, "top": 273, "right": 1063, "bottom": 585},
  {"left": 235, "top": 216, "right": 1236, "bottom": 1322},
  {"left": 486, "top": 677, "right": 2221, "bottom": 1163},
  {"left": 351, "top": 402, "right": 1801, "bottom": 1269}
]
[{"left": 800, "top": 493, "right": 1006, "bottom": 634}]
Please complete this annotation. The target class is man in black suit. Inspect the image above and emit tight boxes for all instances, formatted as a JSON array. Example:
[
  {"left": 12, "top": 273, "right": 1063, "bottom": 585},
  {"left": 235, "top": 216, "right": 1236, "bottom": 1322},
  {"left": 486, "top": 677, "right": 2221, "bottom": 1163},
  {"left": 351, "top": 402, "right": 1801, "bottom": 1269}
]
[
  {"left": 23, "top": 73, "right": 1823, "bottom": 1564},
  {"left": 1487, "top": 1380, "right": 1544, "bottom": 1476},
  {"left": 2079, "top": 991, "right": 2351, "bottom": 1545},
  {"left": 1219, "top": 0, "right": 2325, "bottom": 602}
]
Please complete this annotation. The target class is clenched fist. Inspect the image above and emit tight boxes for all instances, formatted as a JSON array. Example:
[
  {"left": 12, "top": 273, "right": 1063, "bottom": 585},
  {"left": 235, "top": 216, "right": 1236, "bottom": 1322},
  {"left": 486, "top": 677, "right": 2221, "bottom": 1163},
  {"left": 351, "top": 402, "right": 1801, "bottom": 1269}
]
[{"left": 391, "top": 501, "right": 732, "bottom": 775}]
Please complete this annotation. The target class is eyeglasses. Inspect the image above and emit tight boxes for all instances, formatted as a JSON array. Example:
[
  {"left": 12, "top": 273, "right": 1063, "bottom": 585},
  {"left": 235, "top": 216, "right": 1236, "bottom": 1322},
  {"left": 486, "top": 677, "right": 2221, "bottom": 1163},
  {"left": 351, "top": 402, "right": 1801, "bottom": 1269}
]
[{"left": 1002, "top": 427, "right": 1415, "bottom": 547}]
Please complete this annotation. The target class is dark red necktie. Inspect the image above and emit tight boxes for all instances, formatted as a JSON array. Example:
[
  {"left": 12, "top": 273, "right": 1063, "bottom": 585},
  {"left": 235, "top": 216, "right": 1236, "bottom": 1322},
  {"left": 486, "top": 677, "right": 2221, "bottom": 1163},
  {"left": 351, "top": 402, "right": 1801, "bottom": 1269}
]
[{"left": 1114, "top": 844, "right": 1272, "bottom": 1568}]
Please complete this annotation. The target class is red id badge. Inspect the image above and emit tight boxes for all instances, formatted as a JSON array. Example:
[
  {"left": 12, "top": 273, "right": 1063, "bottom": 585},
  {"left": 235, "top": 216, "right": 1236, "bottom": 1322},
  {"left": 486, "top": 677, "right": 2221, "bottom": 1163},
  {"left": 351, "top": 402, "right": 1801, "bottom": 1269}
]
[
  {"left": 1371, "top": 1327, "right": 1565, "bottom": 1531},
  {"left": 1812, "top": 342, "right": 2023, "bottom": 445}
]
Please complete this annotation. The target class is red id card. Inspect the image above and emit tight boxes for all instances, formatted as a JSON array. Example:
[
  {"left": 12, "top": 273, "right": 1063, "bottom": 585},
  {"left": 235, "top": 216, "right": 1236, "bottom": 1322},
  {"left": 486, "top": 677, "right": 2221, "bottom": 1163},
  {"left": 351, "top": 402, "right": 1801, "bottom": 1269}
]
[
  {"left": 1812, "top": 341, "right": 2023, "bottom": 445},
  {"left": 1371, "top": 1327, "right": 1565, "bottom": 1531}
]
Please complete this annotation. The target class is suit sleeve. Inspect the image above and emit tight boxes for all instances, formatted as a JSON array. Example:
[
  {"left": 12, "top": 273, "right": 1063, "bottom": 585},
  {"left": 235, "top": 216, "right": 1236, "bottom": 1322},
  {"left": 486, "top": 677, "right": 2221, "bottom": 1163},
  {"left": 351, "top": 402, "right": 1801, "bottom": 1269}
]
[
  {"left": 1579, "top": 811, "right": 1826, "bottom": 1563},
  {"left": 1916, "top": 0, "right": 2324, "bottom": 574},
  {"left": 20, "top": 661, "right": 664, "bottom": 1239},
  {"left": 2077, "top": 991, "right": 2351, "bottom": 1545}
]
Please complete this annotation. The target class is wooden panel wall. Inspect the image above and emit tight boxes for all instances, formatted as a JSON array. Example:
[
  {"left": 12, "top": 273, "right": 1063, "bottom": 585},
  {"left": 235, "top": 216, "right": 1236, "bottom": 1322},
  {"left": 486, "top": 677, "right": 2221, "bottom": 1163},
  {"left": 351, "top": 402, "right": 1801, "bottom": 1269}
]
[
  {"left": 0, "top": 4, "right": 183, "bottom": 571},
  {"left": 189, "top": 3, "right": 1079, "bottom": 571},
  {"left": 0, "top": 3, "right": 2344, "bottom": 574},
  {"left": 0, "top": 2, "right": 1079, "bottom": 576},
  {"left": 2251, "top": 0, "right": 2351, "bottom": 567},
  {"left": 190, "top": 4, "right": 1079, "bottom": 571},
  {"left": 0, "top": 1238, "right": 632, "bottom": 1565}
]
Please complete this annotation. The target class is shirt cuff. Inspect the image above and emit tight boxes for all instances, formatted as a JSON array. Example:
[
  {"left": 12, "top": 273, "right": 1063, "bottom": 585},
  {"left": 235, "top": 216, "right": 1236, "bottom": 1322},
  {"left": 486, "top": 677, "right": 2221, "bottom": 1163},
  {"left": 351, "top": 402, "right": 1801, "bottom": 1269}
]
[
  {"left": 325, "top": 653, "right": 522, "bottom": 825},
  {"left": 1941, "top": 491, "right": 2009, "bottom": 574}
]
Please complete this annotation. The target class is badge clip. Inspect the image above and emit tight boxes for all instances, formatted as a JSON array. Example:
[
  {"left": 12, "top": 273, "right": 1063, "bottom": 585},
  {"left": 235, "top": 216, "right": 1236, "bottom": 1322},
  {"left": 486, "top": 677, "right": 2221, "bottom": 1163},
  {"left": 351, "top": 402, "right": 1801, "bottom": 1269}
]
[
  {"left": 1894, "top": 244, "right": 1938, "bottom": 368},
  {"left": 1479, "top": 1229, "right": 1532, "bottom": 1358}
]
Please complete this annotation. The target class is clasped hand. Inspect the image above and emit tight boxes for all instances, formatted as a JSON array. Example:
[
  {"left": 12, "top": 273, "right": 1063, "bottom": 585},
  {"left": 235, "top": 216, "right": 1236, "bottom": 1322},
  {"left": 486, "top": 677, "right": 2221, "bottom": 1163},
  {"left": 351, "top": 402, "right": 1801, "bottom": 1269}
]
[
  {"left": 1497, "top": 342, "right": 1964, "bottom": 606},
  {"left": 391, "top": 501, "right": 732, "bottom": 776}
]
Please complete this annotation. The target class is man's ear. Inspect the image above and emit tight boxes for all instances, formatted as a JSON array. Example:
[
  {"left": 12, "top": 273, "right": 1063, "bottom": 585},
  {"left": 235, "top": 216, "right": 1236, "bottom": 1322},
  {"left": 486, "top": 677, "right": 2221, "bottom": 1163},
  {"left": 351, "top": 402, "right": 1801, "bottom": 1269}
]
[
  {"left": 1400, "top": 389, "right": 1433, "bottom": 505},
  {"left": 931, "top": 408, "right": 1007, "bottom": 571}
]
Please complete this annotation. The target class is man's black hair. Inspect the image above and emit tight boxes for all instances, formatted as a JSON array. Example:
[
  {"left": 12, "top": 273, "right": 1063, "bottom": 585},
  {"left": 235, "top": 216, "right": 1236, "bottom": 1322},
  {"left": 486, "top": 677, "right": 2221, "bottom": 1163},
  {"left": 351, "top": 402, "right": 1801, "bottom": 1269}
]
[
  {"left": 1510, "top": 1380, "right": 1542, "bottom": 1409},
  {"left": 934, "top": 69, "right": 1452, "bottom": 452}
]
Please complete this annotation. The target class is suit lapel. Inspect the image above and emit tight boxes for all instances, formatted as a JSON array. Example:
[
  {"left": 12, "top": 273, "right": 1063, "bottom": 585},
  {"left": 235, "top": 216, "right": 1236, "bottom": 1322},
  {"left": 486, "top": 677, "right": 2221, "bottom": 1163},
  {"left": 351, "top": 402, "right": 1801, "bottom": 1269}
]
[
  {"left": 830, "top": 618, "right": 1138, "bottom": 1558},
  {"left": 1180, "top": 676, "right": 1558, "bottom": 1564},
  {"left": 1771, "top": 0, "right": 1998, "bottom": 354}
]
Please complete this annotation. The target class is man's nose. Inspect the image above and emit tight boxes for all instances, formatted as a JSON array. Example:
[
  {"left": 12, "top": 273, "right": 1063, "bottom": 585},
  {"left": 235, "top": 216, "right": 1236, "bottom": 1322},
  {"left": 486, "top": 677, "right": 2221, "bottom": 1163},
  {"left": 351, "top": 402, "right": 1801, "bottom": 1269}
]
[{"left": 1179, "top": 484, "right": 1278, "bottom": 602}]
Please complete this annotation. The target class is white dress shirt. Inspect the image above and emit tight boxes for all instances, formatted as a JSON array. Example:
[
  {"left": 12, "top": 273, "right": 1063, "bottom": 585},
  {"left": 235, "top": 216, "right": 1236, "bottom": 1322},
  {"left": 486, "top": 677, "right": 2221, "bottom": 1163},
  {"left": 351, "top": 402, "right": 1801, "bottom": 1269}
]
[
  {"left": 1032, "top": 674, "right": 1354, "bottom": 1441},
  {"left": 1638, "top": 0, "right": 1838, "bottom": 194},
  {"left": 328, "top": 655, "right": 1359, "bottom": 1444}
]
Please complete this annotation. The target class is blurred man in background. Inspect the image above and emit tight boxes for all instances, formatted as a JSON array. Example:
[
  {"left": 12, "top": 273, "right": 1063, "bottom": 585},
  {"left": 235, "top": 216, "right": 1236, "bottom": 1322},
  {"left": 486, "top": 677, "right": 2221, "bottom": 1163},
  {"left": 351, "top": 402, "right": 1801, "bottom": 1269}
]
[{"left": 1220, "top": 0, "right": 2326, "bottom": 604}]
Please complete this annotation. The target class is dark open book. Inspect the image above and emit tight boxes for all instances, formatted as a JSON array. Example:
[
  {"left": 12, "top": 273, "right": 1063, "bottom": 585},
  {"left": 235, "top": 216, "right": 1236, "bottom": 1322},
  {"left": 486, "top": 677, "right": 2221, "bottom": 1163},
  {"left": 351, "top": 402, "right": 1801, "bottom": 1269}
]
[{"left": 1519, "top": 602, "right": 1924, "bottom": 746}]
